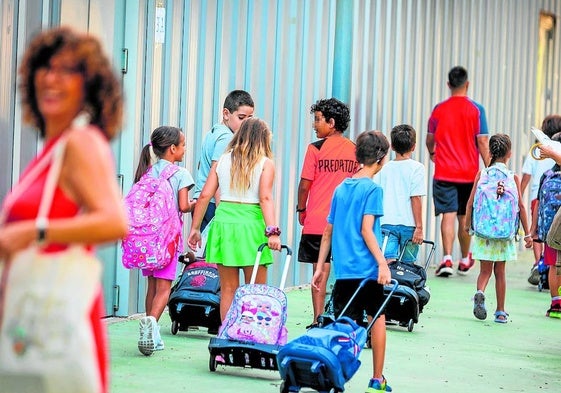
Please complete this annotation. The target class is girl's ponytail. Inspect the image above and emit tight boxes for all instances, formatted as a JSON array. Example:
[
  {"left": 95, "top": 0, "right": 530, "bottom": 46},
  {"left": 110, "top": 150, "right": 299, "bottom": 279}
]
[{"left": 134, "top": 144, "right": 152, "bottom": 183}]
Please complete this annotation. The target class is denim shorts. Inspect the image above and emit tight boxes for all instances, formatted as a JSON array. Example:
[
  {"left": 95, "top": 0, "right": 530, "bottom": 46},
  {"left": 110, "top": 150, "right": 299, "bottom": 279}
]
[
  {"left": 432, "top": 180, "right": 474, "bottom": 216},
  {"left": 382, "top": 224, "right": 419, "bottom": 263}
]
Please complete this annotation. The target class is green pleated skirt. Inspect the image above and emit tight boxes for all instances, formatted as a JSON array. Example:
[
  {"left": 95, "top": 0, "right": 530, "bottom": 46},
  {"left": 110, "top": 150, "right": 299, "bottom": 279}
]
[{"left": 206, "top": 202, "right": 273, "bottom": 267}]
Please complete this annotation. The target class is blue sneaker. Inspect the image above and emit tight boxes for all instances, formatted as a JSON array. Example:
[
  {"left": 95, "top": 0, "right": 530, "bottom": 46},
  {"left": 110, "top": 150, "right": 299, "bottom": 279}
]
[{"left": 366, "top": 376, "right": 392, "bottom": 392}]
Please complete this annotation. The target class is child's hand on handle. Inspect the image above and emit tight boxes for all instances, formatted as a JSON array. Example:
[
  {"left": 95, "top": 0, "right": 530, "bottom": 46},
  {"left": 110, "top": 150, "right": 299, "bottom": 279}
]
[
  {"left": 412, "top": 227, "right": 424, "bottom": 244},
  {"left": 377, "top": 262, "right": 392, "bottom": 285},
  {"left": 267, "top": 234, "right": 281, "bottom": 251}
]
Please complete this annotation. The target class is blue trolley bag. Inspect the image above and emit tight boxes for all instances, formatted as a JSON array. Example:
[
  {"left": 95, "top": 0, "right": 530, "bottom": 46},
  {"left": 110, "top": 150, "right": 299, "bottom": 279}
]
[
  {"left": 277, "top": 278, "right": 398, "bottom": 393},
  {"left": 167, "top": 251, "right": 221, "bottom": 335}
]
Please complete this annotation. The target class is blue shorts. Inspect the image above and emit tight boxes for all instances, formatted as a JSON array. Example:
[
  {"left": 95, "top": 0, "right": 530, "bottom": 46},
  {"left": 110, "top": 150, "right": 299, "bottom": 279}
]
[
  {"left": 432, "top": 180, "right": 473, "bottom": 216},
  {"left": 382, "top": 224, "right": 419, "bottom": 263}
]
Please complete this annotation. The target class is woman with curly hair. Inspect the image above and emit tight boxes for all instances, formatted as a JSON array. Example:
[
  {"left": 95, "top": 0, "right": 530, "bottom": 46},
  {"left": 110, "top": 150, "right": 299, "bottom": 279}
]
[
  {"left": 188, "top": 118, "right": 282, "bottom": 321},
  {"left": 0, "top": 26, "right": 126, "bottom": 392}
]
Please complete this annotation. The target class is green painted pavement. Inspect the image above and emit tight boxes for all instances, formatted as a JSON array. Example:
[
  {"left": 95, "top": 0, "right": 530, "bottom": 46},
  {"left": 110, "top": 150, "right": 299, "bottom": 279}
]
[{"left": 108, "top": 250, "right": 559, "bottom": 392}]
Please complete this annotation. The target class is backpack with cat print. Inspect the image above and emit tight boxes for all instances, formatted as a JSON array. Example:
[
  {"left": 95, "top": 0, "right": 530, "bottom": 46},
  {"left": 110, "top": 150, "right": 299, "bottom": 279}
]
[
  {"left": 537, "top": 169, "right": 561, "bottom": 241},
  {"left": 471, "top": 164, "right": 519, "bottom": 240},
  {"left": 121, "top": 164, "right": 182, "bottom": 270}
]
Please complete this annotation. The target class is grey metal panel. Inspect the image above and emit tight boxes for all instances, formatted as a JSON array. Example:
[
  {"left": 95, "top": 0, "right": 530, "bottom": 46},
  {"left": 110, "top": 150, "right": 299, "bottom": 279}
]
[{"left": 3, "top": 0, "right": 561, "bottom": 296}]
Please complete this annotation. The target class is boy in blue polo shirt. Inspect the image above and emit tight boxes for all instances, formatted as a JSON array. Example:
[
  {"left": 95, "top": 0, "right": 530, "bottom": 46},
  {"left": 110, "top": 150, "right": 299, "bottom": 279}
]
[{"left": 312, "top": 130, "right": 393, "bottom": 392}]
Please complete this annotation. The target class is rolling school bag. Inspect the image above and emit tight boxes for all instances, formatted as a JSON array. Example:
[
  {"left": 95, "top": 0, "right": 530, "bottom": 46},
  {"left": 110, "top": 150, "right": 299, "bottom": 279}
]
[
  {"left": 168, "top": 252, "right": 221, "bottom": 335},
  {"left": 208, "top": 244, "right": 292, "bottom": 372},
  {"left": 277, "top": 278, "right": 398, "bottom": 393}
]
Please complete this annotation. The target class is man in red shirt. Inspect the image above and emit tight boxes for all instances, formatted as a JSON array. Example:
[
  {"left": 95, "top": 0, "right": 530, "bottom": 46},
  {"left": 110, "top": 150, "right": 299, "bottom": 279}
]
[{"left": 427, "top": 66, "right": 490, "bottom": 277}]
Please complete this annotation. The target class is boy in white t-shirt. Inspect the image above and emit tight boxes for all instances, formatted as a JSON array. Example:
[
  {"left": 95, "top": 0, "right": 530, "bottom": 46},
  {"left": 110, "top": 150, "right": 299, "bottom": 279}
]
[{"left": 373, "top": 124, "right": 426, "bottom": 263}]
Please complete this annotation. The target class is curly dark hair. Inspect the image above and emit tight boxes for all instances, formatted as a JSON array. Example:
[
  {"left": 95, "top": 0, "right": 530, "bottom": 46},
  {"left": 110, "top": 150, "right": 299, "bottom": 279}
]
[
  {"left": 18, "top": 26, "right": 123, "bottom": 139},
  {"left": 310, "top": 98, "right": 351, "bottom": 132}
]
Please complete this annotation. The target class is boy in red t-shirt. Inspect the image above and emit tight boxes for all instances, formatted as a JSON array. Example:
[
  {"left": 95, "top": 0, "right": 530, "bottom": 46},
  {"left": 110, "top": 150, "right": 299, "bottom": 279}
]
[{"left": 296, "top": 98, "right": 359, "bottom": 328}]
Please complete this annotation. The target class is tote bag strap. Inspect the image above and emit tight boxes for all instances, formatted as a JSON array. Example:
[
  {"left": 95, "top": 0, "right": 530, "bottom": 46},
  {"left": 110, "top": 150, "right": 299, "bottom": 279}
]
[
  {"left": 0, "top": 135, "right": 69, "bottom": 328},
  {"left": 36, "top": 137, "right": 69, "bottom": 224}
]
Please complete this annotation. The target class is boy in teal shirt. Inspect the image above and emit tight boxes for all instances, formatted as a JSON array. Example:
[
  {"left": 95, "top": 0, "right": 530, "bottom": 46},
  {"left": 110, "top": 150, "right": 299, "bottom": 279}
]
[{"left": 193, "top": 90, "right": 254, "bottom": 230}]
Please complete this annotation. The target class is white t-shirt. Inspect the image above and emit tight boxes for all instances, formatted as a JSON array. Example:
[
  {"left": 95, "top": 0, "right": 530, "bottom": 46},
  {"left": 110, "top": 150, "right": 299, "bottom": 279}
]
[
  {"left": 216, "top": 153, "right": 268, "bottom": 203},
  {"left": 521, "top": 155, "right": 555, "bottom": 200},
  {"left": 373, "top": 158, "right": 426, "bottom": 226}
]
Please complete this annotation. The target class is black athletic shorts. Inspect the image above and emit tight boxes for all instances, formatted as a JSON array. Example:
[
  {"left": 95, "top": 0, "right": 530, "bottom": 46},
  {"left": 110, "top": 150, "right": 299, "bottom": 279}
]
[
  {"left": 432, "top": 180, "right": 474, "bottom": 216},
  {"left": 332, "top": 278, "right": 385, "bottom": 322},
  {"left": 298, "top": 234, "right": 331, "bottom": 263}
]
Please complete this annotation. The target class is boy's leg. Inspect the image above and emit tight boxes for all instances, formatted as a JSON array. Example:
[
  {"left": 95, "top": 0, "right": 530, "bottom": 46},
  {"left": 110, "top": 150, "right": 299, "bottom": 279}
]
[
  {"left": 312, "top": 262, "right": 330, "bottom": 322},
  {"left": 370, "top": 315, "right": 387, "bottom": 379}
]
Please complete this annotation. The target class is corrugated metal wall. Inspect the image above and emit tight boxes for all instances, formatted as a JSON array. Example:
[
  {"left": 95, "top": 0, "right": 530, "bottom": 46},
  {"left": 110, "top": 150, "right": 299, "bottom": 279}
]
[
  {"left": 163, "top": 0, "right": 560, "bottom": 287},
  {"left": 2, "top": 0, "right": 560, "bottom": 302}
]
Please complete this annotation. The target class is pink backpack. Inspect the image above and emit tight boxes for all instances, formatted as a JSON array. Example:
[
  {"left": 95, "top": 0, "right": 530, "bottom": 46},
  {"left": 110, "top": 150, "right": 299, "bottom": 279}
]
[{"left": 121, "top": 164, "right": 183, "bottom": 270}]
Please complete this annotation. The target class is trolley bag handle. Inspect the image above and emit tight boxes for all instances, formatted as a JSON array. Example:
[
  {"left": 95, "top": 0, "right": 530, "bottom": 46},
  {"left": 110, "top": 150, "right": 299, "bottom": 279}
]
[
  {"left": 336, "top": 278, "right": 399, "bottom": 333},
  {"left": 250, "top": 243, "right": 293, "bottom": 290},
  {"left": 397, "top": 239, "right": 436, "bottom": 270}
]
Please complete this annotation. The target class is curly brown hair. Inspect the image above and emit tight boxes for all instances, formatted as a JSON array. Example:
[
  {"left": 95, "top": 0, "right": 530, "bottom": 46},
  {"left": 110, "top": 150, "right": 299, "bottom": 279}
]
[{"left": 18, "top": 26, "right": 123, "bottom": 139}]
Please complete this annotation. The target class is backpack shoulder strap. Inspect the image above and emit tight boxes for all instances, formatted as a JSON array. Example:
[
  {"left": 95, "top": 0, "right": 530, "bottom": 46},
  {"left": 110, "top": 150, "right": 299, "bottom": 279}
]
[{"left": 159, "top": 163, "right": 180, "bottom": 180}]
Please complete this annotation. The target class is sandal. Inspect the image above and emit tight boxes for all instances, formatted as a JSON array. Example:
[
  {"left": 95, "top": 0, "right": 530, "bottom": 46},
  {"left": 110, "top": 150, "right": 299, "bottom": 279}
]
[
  {"left": 473, "top": 291, "right": 487, "bottom": 320},
  {"left": 494, "top": 311, "right": 509, "bottom": 323}
]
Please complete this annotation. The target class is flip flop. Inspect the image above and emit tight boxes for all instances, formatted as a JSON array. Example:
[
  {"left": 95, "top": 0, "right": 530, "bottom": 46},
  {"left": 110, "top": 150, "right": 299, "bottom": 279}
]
[
  {"left": 494, "top": 311, "right": 509, "bottom": 323},
  {"left": 473, "top": 292, "right": 487, "bottom": 320}
]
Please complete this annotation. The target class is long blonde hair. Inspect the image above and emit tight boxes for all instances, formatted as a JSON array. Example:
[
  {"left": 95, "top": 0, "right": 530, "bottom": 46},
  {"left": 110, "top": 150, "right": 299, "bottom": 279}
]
[{"left": 226, "top": 118, "right": 273, "bottom": 192}]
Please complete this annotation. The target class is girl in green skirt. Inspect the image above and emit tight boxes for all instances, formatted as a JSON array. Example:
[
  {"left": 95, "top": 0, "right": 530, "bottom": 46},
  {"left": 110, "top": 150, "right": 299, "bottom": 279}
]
[{"left": 188, "top": 118, "right": 282, "bottom": 321}]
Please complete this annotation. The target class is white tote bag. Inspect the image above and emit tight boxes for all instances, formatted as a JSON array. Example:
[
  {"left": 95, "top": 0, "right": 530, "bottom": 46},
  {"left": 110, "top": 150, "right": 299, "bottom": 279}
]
[{"left": 0, "top": 135, "right": 103, "bottom": 393}]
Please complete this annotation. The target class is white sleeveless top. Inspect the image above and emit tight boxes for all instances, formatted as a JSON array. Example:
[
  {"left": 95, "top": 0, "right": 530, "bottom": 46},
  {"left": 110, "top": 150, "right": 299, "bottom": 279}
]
[{"left": 216, "top": 153, "right": 268, "bottom": 203}]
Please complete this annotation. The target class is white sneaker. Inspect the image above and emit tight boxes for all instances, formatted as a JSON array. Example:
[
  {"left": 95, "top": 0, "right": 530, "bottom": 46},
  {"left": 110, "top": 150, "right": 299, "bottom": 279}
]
[
  {"left": 138, "top": 316, "right": 157, "bottom": 356},
  {"left": 154, "top": 324, "right": 164, "bottom": 351}
]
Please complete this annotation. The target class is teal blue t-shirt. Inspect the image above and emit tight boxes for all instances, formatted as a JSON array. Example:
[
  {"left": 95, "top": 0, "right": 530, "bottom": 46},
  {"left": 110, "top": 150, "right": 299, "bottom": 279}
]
[
  {"left": 193, "top": 123, "right": 233, "bottom": 200},
  {"left": 327, "top": 177, "right": 384, "bottom": 280},
  {"left": 151, "top": 159, "right": 194, "bottom": 209}
]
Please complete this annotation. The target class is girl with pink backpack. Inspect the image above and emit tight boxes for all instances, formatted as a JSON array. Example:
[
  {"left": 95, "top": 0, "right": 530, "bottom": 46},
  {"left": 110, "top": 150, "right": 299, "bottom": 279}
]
[{"left": 123, "top": 126, "right": 194, "bottom": 356}]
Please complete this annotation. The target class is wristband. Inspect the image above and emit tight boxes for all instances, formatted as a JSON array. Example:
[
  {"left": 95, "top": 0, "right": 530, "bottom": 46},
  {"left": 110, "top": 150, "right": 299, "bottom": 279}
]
[
  {"left": 36, "top": 217, "right": 48, "bottom": 245},
  {"left": 524, "top": 235, "right": 532, "bottom": 240},
  {"left": 265, "top": 226, "right": 281, "bottom": 237},
  {"left": 296, "top": 206, "right": 306, "bottom": 213}
]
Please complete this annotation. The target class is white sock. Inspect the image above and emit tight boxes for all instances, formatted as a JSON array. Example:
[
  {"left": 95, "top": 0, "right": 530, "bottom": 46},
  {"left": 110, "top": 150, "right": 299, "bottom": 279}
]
[
  {"left": 443, "top": 255, "right": 452, "bottom": 261},
  {"left": 461, "top": 256, "right": 470, "bottom": 264}
]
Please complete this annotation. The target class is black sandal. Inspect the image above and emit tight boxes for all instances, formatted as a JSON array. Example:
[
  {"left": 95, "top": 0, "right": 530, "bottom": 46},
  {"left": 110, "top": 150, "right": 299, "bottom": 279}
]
[{"left": 305, "top": 322, "right": 319, "bottom": 329}]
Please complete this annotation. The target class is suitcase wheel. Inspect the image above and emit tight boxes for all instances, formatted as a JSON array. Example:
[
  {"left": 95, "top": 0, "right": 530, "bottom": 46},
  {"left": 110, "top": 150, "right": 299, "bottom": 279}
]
[
  {"left": 407, "top": 319, "right": 414, "bottom": 332},
  {"left": 171, "top": 320, "right": 179, "bottom": 335},
  {"left": 209, "top": 355, "right": 217, "bottom": 372}
]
